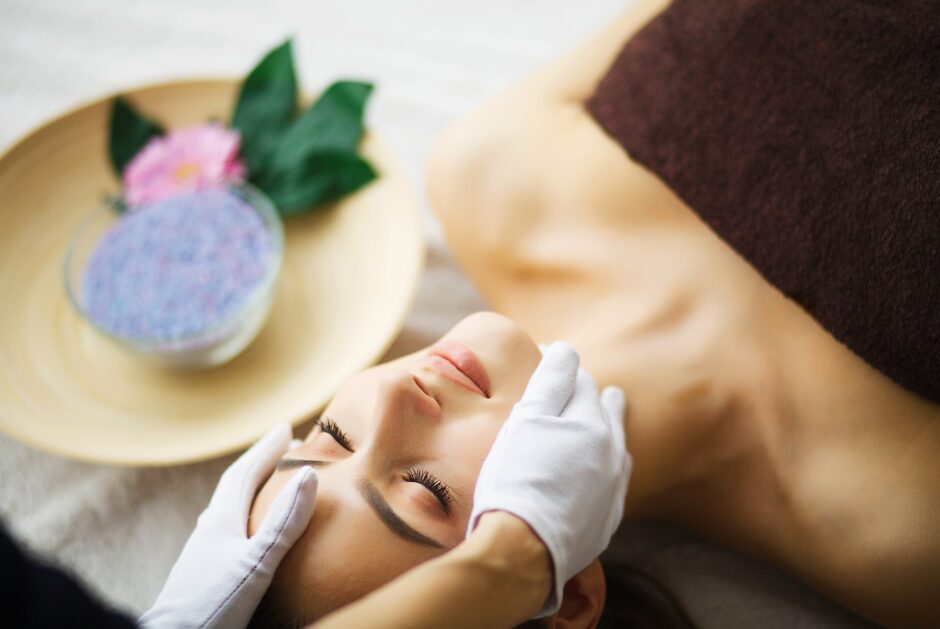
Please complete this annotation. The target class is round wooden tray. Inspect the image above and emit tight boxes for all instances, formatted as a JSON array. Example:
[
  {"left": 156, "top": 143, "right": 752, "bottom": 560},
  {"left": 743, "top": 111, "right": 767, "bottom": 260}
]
[{"left": 0, "top": 79, "right": 424, "bottom": 465}]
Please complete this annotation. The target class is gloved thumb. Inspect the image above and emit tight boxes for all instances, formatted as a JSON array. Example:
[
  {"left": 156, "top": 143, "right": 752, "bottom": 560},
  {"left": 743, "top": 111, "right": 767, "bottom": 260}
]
[
  {"left": 250, "top": 466, "right": 318, "bottom": 564},
  {"left": 515, "top": 342, "right": 580, "bottom": 417}
]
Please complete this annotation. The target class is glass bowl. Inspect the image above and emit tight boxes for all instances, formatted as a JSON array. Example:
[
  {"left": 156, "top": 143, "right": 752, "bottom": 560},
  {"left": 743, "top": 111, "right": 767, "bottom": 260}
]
[{"left": 64, "top": 183, "right": 284, "bottom": 369}]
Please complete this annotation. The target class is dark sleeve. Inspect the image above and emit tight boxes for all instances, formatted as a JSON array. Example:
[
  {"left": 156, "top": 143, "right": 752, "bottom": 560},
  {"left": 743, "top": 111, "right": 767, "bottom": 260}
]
[{"left": 0, "top": 522, "right": 137, "bottom": 629}]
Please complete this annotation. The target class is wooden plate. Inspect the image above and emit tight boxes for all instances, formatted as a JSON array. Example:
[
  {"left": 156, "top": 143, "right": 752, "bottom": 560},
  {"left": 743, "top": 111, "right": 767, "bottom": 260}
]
[{"left": 0, "top": 79, "right": 424, "bottom": 465}]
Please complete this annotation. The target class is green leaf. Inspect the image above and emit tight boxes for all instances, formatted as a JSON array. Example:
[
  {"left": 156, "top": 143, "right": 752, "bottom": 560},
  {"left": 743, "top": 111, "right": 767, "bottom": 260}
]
[
  {"left": 257, "top": 80, "right": 373, "bottom": 181},
  {"left": 232, "top": 39, "right": 298, "bottom": 173},
  {"left": 104, "top": 194, "right": 128, "bottom": 215},
  {"left": 108, "top": 96, "right": 164, "bottom": 177},
  {"left": 259, "top": 150, "right": 377, "bottom": 215}
]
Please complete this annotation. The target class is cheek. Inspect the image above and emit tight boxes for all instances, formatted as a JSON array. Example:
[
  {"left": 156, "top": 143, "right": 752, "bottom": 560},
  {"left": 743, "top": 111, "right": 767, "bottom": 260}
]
[
  {"left": 440, "top": 418, "right": 505, "bottom": 476},
  {"left": 468, "top": 423, "right": 503, "bottom": 463}
]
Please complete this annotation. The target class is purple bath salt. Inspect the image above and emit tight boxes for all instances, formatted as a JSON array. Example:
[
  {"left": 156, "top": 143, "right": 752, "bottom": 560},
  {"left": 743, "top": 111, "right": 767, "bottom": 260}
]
[{"left": 83, "top": 187, "right": 272, "bottom": 342}]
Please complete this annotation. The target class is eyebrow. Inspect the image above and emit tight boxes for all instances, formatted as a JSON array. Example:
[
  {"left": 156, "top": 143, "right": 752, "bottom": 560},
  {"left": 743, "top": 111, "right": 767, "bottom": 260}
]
[
  {"left": 357, "top": 479, "right": 446, "bottom": 549},
  {"left": 275, "top": 459, "right": 446, "bottom": 549}
]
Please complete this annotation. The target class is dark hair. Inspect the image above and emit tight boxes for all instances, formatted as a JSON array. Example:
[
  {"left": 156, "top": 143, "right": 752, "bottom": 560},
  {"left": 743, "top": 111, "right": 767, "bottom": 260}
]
[
  {"left": 596, "top": 524, "right": 695, "bottom": 629},
  {"left": 249, "top": 525, "right": 693, "bottom": 629},
  {"left": 248, "top": 585, "right": 300, "bottom": 629}
]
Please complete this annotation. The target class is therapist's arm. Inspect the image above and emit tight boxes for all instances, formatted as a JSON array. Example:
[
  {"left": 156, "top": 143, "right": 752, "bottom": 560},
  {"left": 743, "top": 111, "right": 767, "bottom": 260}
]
[{"left": 310, "top": 511, "right": 551, "bottom": 629}]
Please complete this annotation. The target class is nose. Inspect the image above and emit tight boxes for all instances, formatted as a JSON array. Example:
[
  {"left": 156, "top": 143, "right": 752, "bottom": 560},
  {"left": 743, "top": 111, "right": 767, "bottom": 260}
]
[{"left": 369, "top": 369, "right": 441, "bottom": 453}]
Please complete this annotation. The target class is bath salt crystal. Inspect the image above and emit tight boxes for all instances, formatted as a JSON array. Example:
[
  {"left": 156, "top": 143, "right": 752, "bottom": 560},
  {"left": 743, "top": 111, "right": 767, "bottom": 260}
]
[{"left": 84, "top": 187, "right": 272, "bottom": 342}]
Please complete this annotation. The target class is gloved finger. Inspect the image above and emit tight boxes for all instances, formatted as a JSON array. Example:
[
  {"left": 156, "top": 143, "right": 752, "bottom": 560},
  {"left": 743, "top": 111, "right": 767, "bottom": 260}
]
[
  {"left": 250, "top": 467, "right": 318, "bottom": 565},
  {"left": 600, "top": 386, "right": 626, "bottom": 422},
  {"left": 288, "top": 438, "right": 303, "bottom": 451},
  {"left": 214, "top": 423, "right": 292, "bottom": 521},
  {"left": 601, "top": 386, "right": 628, "bottom": 453},
  {"left": 558, "top": 368, "right": 603, "bottom": 421},
  {"left": 514, "top": 342, "right": 580, "bottom": 417}
]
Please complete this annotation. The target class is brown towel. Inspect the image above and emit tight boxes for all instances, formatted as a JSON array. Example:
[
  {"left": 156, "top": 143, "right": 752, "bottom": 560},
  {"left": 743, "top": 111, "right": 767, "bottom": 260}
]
[{"left": 587, "top": 0, "right": 940, "bottom": 403}]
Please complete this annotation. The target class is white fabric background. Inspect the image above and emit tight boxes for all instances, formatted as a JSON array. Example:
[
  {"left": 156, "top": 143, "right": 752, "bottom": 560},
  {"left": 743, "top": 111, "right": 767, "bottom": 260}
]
[
  {"left": 0, "top": 1, "right": 874, "bottom": 626},
  {"left": 0, "top": 0, "right": 625, "bottom": 613}
]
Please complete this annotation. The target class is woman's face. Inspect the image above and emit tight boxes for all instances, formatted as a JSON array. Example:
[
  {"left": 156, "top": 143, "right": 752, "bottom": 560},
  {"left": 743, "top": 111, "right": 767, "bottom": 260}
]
[{"left": 249, "top": 311, "right": 541, "bottom": 621}]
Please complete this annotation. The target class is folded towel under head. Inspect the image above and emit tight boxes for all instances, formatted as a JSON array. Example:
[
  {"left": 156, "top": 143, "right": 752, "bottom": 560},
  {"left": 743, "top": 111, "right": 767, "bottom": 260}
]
[{"left": 588, "top": 0, "right": 940, "bottom": 403}]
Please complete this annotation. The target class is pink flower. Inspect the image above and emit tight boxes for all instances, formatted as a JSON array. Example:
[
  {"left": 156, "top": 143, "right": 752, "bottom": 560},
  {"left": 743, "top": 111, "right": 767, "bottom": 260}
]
[{"left": 123, "top": 123, "right": 247, "bottom": 207}]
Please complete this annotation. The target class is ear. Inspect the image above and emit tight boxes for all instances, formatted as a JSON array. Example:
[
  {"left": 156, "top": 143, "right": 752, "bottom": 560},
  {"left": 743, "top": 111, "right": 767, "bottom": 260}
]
[{"left": 546, "top": 560, "right": 606, "bottom": 629}]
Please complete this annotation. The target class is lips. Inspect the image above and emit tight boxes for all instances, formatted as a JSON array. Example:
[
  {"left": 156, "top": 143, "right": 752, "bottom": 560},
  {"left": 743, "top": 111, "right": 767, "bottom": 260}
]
[{"left": 427, "top": 340, "right": 491, "bottom": 398}]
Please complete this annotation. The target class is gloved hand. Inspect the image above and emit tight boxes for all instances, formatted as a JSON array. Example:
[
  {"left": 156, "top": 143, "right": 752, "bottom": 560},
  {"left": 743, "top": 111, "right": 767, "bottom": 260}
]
[
  {"left": 468, "top": 342, "right": 631, "bottom": 617},
  {"left": 139, "top": 423, "right": 318, "bottom": 629}
]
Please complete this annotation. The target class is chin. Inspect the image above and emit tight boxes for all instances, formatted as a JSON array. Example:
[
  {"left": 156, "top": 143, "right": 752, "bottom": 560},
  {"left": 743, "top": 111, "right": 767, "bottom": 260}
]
[{"left": 449, "top": 311, "right": 537, "bottom": 353}]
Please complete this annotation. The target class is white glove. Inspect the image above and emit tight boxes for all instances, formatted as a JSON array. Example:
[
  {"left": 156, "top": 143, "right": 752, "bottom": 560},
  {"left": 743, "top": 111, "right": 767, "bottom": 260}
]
[
  {"left": 468, "top": 342, "right": 631, "bottom": 617},
  {"left": 139, "top": 423, "right": 318, "bottom": 629}
]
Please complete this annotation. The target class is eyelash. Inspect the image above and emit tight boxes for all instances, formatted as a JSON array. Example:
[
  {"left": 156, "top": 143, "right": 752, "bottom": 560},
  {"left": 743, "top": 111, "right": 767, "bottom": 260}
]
[
  {"left": 316, "top": 416, "right": 354, "bottom": 451},
  {"left": 403, "top": 467, "right": 454, "bottom": 515},
  {"left": 315, "top": 416, "right": 452, "bottom": 516}
]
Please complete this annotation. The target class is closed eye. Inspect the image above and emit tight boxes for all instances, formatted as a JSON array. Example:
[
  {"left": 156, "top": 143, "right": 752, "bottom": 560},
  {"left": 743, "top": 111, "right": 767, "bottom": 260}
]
[
  {"left": 316, "top": 416, "right": 354, "bottom": 451},
  {"left": 403, "top": 467, "right": 454, "bottom": 516}
]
